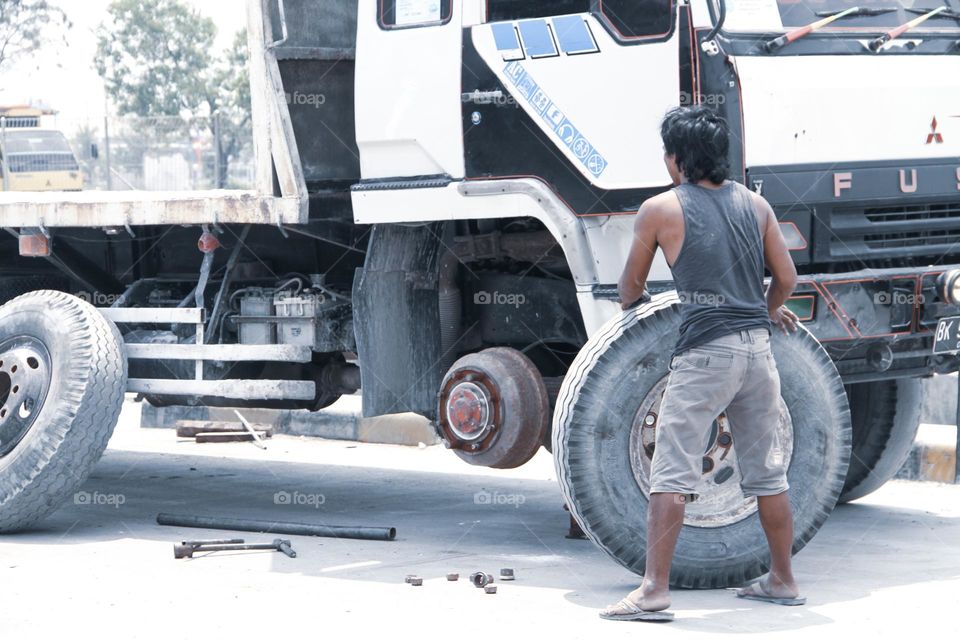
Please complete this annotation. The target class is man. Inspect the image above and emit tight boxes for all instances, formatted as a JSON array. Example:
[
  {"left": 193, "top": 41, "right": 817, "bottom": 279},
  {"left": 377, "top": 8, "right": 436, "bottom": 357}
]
[{"left": 600, "top": 106, "right": 802, "bottom": 622}]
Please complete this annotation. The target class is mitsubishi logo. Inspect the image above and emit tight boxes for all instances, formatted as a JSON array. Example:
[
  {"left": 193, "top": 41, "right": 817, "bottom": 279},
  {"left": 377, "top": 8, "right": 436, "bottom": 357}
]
[{"left": 927, "top": 116, "right": 944, "bottom": 144}]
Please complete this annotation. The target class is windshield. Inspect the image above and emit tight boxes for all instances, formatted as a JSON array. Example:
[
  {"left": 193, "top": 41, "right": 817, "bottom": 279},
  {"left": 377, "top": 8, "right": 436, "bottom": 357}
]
[
  {"left": 723, "top": 0, "right": 960, "bottom": 32},
  {"left": 1, "top": 130, "right": 74, "bottom": 154}
]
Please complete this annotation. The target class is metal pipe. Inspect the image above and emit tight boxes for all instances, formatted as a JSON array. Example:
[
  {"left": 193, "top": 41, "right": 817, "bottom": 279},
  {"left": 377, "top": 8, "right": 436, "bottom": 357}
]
[
  {"left": 1, "top": 117, "right": 9, "bottom": 192},
  {"left": 157, "top": 513, "right": 397, "bottom": 541},
  {"left": 703, "top": 0, "right": 727, "bottom": 45}
]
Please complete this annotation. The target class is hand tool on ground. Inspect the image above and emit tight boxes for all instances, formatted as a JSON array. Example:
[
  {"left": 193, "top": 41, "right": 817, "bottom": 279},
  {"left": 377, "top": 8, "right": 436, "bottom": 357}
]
[{"left": 173, "top": 538, "right": 296, "bottom": 559}]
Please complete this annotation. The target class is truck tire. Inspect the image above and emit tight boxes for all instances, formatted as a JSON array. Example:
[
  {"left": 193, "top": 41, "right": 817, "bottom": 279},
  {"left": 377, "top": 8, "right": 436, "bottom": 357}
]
[
  {"left": 0, "top": 291, "right": 127, "bottom": 532},
  {"left": 839, "top": 378, "right": 923, "bottom": 503},
  {"left": 0, "top": 275, "right": 69, "bottom": 305},
  {"left": 553, "top": 293, "right": 851, "bottom": 588}
]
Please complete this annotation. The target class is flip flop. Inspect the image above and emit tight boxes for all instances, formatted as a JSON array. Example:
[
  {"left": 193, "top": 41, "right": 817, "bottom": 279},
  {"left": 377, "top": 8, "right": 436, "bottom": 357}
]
[
  {"left": 598, "top": 598, "right": 675, "bottom": 622},
  {"left": 733, "top": 581, "right": 807, "bottom": 606}
]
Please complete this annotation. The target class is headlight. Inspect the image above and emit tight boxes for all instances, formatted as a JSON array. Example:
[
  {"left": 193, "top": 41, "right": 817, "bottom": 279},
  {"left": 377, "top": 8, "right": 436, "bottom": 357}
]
[{"left": 937, "top": 270, "right": 960, "bottom": 305}]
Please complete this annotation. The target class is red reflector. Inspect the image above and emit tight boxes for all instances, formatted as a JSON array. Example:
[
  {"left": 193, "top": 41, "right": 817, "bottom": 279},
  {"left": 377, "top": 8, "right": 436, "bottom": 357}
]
[{"left": 19, "top": 234, "right": 50, "bottom": 257}]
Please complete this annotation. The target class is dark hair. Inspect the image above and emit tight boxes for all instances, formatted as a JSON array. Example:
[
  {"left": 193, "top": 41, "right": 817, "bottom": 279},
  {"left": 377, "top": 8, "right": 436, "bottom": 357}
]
[{"left": 660, "top": 106, "right": 731, "bottom": 184}]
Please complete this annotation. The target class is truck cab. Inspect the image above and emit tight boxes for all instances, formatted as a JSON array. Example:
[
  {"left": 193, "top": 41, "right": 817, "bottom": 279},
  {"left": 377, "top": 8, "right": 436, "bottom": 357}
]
[{"left": 0, "top": 108, "right": 83, "bottom": 192}]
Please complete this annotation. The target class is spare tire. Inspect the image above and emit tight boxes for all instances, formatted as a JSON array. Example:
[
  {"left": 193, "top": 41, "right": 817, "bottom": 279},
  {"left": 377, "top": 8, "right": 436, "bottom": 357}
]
[
  {"left": 839, "top": 378, "right": 923, "bottom": 503},
  {"left": 554, "top": 293, "right": 851, "bottom": 588},
  {"left": 0, "top": 291, "right": 127, "bottom": 531}
]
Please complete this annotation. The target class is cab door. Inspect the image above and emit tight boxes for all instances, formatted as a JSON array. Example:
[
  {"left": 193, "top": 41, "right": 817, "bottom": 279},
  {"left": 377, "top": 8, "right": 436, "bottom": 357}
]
[
  {"left": 464, "top": 1, "right": 681, "bottom": 207},
  {"left": 354, "top": 0, "right": 465, "bottom": 180}
]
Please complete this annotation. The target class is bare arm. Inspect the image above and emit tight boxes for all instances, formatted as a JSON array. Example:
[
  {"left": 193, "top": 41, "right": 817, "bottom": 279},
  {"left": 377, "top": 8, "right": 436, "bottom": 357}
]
[
  {"left": 757, "top": 194, "right": 800, "bottom": 332},
  {"left": 618, "top": 202, "right": 659, "bottom": 310}
]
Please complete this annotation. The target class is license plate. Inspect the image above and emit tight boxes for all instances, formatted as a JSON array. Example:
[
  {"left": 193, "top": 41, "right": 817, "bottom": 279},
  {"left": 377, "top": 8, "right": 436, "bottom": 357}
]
[{"left": 933, "top": 315, "right": 960, "bottom": 354}]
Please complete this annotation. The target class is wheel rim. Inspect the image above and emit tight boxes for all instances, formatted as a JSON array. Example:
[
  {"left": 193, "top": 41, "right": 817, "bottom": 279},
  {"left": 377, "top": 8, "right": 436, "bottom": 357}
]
[
  {"left": 628, "top": 376, "right": 794, "bottom": 528},
  {"left": 0, "top": 336, "right": 52, "bottom": 458}
]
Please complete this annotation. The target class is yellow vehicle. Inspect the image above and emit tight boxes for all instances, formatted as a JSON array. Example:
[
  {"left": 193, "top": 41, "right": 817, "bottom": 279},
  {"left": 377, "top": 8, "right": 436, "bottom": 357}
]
[{"left": 0, "top": 107, "right": 83, "bottom": 192}]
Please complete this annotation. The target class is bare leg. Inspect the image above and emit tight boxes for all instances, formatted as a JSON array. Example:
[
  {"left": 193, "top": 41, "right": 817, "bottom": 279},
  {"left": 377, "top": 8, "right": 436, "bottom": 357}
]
[
  {"left": 601, "top": 492, "right": 685, "bottom": 615},
  {"left": 750, "top": 492, "right": 800, "bottom": 598}
]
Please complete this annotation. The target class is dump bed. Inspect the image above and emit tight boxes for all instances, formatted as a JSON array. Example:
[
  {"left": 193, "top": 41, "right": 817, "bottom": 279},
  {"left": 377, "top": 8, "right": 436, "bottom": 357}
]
[{"left": 0, "top": 190, "right": 302, "bottom": 228}]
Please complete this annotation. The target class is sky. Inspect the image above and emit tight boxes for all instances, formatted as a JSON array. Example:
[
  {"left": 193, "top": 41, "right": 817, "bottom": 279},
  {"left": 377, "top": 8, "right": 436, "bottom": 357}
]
[{"left": 0, "top": 0, "right": 248, "bottom": 134}]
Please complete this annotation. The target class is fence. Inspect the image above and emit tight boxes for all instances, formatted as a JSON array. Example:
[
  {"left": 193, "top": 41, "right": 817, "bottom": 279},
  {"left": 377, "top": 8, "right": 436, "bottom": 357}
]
[{"left": 51, "top": 114, "right": 255, "bottom": 192}]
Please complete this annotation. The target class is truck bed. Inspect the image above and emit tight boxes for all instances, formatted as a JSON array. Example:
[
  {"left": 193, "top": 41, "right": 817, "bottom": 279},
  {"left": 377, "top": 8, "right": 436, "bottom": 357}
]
[{"left": 0, "top": 190, "right": 305, "bottom": 228}]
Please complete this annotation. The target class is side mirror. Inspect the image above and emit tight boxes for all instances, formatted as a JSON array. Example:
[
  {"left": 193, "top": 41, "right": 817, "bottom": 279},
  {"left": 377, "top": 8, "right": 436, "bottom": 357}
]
[{"left": 90, "top": 143, "right": 100, "bottom": 160}]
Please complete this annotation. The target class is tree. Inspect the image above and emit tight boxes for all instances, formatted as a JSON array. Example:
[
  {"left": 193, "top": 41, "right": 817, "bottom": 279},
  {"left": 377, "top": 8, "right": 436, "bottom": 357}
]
[
  {"left": 94, "top": 0, "right": 251, "bottom": 187},
  {"left": 95, "top": 0, "right": 215, "bottom": 117},
  {"left": 209, "top": 29, "right": 251, "bottom": 188},
  {"left": 0, "top": 0, "right": 70, "bottom": 72}
]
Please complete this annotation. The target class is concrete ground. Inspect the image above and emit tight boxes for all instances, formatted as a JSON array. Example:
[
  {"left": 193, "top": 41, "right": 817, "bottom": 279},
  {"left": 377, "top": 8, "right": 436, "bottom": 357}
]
[{"left": 1, "top": 400, "right": 958, "bottom": 639}]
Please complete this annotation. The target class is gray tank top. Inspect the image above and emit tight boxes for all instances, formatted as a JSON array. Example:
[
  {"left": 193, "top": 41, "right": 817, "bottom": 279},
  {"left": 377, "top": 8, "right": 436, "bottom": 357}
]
[{"left": 670, "top": 181, "right": 771, "bottom": 356}]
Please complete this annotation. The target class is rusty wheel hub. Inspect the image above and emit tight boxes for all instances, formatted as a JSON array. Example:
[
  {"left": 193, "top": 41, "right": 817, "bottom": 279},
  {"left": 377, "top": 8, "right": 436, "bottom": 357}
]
[{"left": 438, "top": 369, "right": 501, "bottom": 452}]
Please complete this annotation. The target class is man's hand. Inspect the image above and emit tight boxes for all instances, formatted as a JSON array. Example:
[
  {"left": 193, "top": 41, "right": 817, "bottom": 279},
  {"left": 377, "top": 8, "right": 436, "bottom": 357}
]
[
  {"left": 770, "top": 306, "right": 800, "bottom": 334},
  {"left": 620, "top": 290, "right": 652, "bottom": 311}
]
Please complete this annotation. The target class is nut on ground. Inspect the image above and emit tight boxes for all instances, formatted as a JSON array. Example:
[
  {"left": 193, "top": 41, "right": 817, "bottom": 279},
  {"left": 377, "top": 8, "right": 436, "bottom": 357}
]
[
  {"left": 446, "top": 573, "right": 459, "bottom": 581},
  {"left": 484, "top": 585, "right": 497, "bottom": 594},
  {"left": 470, "top": 571, "right": 494, "bottom": 588},
  {"left": 500, "top": 568, "right": 515, "bottom": 581},
  {"left": 410, "top": 577, "right": 423, "bottom": 586}
]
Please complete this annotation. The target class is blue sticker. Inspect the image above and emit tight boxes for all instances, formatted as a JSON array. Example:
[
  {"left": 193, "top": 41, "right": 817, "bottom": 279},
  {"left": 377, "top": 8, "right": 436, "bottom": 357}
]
[
  {"left": 517, "top": 20, "right": 558, "bottom": 58},
  {"left": 491, "top": 23, "right": 524, "bottom": 61},
  {"left": 502, "top": 62, "right": 608, "bottom": 178},
  {"left": 552, "top": 16, "right": 598, "bottom": 55}
]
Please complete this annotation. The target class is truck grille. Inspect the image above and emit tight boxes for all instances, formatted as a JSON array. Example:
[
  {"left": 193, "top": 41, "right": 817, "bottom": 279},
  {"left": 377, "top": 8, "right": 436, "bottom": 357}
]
[
  {"left": 830, "top": 201, "right": 960, "bottom": 260},
  {"left": 865, "top": 202, "right": 960, "bottom": 223},
  {"left": 6, "top": 153, "right": 79, "bottom": 173}
]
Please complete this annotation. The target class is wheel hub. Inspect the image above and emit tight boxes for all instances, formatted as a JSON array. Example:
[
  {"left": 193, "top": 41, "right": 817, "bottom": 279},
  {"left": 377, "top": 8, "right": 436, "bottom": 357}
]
[
  {"left": 445, "top": 381, "right": 492, "bottom": 442},
  {"left": 437, "top": 369, "right": 502, "bottom": 452},
  {"left": 0, "top": 337, "right": 52, "bottom": 458},
  {"left": 628, "top": 376, "right": 794, "bottom": 528}
]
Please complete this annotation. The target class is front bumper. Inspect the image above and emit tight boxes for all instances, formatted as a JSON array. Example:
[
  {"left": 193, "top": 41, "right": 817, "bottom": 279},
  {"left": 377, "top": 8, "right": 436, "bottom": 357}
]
[{"left": 791, "top": 265, "right": 960, "bottom": 382}]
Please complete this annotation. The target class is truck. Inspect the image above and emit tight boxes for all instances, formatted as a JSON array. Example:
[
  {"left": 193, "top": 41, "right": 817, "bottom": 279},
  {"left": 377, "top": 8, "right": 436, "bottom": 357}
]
[
  {"left": 0, "top": 106, "right": 85, "bottom": 192},
  {"left": 0, "top": 0, "right": 958, "bottom": 588}
]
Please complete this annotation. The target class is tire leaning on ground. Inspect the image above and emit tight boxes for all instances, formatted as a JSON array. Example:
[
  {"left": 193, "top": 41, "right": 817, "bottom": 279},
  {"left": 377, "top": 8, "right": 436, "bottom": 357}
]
[
  {"left": 553, "top": 292, "right": 852, "bottom": 588},
  {"left": 0, "top": 291, "right": 127, "bottom": 532},
  {"left": 840, "top": 378, "right": 924, "bottom": 503}
]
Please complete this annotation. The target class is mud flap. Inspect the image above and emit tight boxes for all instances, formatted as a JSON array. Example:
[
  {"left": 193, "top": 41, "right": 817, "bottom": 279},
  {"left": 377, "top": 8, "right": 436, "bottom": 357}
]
[{"left": 352, "top": 223, "right": 445, "bottom": 419}]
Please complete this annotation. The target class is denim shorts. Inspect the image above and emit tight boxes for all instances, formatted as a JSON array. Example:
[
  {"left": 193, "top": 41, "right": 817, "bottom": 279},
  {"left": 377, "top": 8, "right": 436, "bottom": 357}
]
[{"left": 649, "top": 328, "right": 789, "bottom": 500}]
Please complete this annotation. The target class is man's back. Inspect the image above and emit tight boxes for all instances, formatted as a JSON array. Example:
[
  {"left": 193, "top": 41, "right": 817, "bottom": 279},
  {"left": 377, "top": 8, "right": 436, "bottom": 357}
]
[{"left": 667, "top": 181, "right": 771, "bottom": 356}]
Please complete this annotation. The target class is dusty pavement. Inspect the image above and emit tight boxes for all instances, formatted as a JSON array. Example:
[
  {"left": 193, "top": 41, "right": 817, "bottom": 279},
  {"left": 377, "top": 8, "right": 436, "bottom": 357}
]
[{"left": 1, "top": 400, "right": 958, "bottom": 639}]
